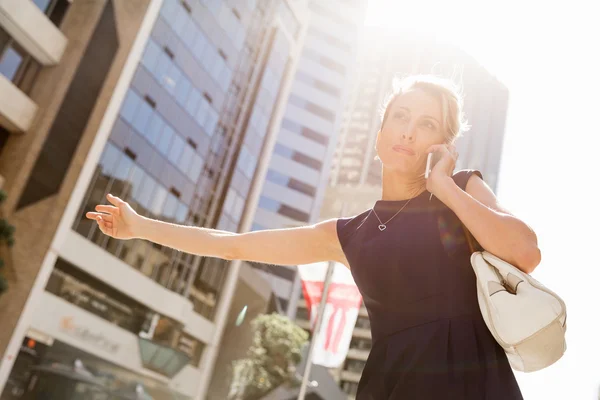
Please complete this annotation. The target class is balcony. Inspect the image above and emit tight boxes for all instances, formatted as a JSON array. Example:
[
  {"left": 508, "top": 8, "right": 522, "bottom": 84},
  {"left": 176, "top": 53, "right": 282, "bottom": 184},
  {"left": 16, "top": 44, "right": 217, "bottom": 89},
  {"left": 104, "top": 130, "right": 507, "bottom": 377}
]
[
  {"left": 352, "top": 326, "right": 371, "bottom": 339},
  {"left": 0, "top": 0, "right": 67, "bottom": 65},
  {"left": 295, "top": 318, "right": 311, "bottom": 331},
  {"left": 346, "top": 348, "right": 369, "bottom": 361},
  {"left": 340, "top": 370, "right": 361, "bottom": 383},
  {"left": 0, "top": 73, "right": 37, "bottom": 132}
]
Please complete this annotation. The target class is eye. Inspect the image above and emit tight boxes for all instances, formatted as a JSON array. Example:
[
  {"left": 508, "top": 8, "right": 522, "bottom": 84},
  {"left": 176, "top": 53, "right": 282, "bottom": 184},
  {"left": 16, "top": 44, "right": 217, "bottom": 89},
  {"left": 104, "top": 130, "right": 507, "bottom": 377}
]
[
  {"left": 393, "top": 111, "right": 409, "bottom": 121},
  {"left": 422, "top": 120, "right": 437, "bottom": 130}
]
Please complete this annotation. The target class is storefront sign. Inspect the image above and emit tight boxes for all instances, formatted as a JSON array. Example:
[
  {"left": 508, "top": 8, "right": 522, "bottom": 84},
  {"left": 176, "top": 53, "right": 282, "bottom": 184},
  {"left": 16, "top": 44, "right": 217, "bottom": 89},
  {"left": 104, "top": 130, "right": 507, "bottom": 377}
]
[
  {"left": 59, "top": 316, "right": 120, "bottom": 354},
  {"left": 30, "top": 291, "right": 202, "bottom": 398}
]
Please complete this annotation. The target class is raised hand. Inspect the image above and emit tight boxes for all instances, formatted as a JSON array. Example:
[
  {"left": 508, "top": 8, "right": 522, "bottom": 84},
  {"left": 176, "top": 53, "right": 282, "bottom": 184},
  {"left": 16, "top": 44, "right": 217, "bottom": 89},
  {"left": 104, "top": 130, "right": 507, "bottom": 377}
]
[{"left": 85, "top": 193, "right": 143, "bottom": 240}]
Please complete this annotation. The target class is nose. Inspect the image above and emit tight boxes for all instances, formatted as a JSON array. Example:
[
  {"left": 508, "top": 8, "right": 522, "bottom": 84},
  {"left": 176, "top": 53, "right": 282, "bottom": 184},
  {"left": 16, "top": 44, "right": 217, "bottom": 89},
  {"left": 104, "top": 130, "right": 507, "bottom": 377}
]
[{"left": 401, "top": 123, "right": 416, "bottom": 142}]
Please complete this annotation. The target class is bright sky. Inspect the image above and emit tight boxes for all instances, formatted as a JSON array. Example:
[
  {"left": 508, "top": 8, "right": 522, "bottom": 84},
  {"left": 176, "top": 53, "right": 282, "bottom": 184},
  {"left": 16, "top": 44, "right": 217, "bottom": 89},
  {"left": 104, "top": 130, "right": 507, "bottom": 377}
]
[{"left": 365, "top": 0, "right": 600, "bottom": 398}]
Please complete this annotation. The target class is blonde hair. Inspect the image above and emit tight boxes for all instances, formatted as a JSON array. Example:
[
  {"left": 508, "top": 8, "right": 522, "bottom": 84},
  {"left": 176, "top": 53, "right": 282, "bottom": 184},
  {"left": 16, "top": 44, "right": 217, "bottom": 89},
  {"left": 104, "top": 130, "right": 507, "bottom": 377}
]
[{"left": 380, "top": 74, "right": 470, "bottom": 142}]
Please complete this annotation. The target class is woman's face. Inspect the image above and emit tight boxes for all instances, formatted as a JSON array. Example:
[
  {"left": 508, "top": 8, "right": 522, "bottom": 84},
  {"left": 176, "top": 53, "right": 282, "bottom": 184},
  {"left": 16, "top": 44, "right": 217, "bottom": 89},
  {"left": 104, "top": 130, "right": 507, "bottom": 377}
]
[{"left": 375, "top": 88, "right": 447, "bottom": 175}]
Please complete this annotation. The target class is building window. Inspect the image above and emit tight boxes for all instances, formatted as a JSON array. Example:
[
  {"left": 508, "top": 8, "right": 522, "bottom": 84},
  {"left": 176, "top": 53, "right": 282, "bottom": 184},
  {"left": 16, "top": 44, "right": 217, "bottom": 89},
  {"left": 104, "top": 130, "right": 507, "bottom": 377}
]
[
  {"left": 303, "top": 48, "right": 346, "bottom": 75},
  {"left": 258, "top": 195, "right": 310, "bottom": 222},
  {"left": 287, "top": 178, "right": 316, "bottom": 197},
  {"left": 278, "top": 204, "right": 310, "bottom": 222},
  {"left": 258, "top": 195, "right": 280, "bottom": 213},
  {"left": 45, "top": 258, "right": 149, "bottom": 334},
  {"left": 301, "top": 126, "right": 328, "bottom": 146},
  {"left": 341, "top": 381, "right": 359, "bottom": 397},
  {"left": 281, "top": 118, "right": 329, "bottom": 146},
  {"left": 119, "top": 89, "right": 205, "bottom": 182},
  {"left": 0, "top": 43, "right": 24, "bottom": 81},
  {"left": 0, "top": 28, "right": 41, "bottom": 93},
  {"left": 159, "top": 3, "right": 233, "bottom": 90},
  {"left": 307, "top": 27, "right": 353, "bottom": 52},
  {"left": 266, "top": 169, "right": 317, "bottom": 197},
  {"left": 273, "top": 143, "right": 322, "bottom": 171},
  {"left": 33, "top": 0, "right": 71, "bottom": 27},
  {"left": 181, "top": 0, "right": 192, "bottom": 14},
  {"left": 288, "top": 94, "right": 336, "bottom": 122},
  {"left": 141, "top": 39, "right": 222, "bottom": 135},
  {"left": 295, "top": 70, "right": 341, "bottom": 98},
  {"left": 296, "top": 307, "right": 310, "bottom": 321},
  {"left": 237, "top": 146, "right": 257, "bottom": 178},
  {"left": 350, "top": 337, "right": 372, "bottom": 351},
  {"left": 33, "top": 0, "right": 54, "bottom": 11},
  {"left": 344, "top": 359, "right": 366, "bottom": 373},
  {"left": 355, "top": 315, "right": 371, "bottom": 330}
]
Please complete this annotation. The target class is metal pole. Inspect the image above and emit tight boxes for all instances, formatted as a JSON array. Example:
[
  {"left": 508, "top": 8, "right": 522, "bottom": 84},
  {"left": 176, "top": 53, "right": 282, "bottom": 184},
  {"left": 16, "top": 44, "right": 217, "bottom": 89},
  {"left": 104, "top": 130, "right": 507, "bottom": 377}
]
[
  {"left": 297, "top": 259, "right": 336, "bottom": 400},
  {"left": 297, "top": 200, "right": 349, "bottom": 399}
]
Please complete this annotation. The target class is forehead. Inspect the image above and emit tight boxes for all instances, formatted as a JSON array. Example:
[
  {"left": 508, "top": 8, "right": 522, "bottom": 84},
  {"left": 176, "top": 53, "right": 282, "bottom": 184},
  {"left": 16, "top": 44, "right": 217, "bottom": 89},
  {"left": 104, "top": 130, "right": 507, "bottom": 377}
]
[{"left": 392, "top": 88, "right": 442, "bottom": 120}]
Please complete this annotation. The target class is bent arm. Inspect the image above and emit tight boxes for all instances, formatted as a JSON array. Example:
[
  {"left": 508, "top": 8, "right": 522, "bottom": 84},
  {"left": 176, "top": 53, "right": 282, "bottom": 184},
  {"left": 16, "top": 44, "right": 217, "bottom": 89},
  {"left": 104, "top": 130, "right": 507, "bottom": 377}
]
[
  {"left": 438, "top": 174, "right": 541, "bottom": 273},
  {"left": 136, "top": 217, "right": 347, "bottom": 267}
]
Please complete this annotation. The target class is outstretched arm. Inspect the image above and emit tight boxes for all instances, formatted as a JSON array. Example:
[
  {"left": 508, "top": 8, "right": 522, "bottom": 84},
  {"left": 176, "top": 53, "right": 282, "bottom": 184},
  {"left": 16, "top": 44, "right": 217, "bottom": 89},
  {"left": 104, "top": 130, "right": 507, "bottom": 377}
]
[{"left": 88, "top": 193, "right": 349, "bottom": 267}]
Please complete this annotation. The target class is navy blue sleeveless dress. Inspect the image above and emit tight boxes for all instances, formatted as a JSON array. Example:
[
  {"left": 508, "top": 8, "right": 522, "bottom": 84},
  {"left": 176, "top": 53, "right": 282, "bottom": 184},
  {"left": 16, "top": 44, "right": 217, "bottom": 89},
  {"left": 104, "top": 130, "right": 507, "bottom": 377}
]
[{"left": 336, "top": 170, "right": 523, "bottom": 399}]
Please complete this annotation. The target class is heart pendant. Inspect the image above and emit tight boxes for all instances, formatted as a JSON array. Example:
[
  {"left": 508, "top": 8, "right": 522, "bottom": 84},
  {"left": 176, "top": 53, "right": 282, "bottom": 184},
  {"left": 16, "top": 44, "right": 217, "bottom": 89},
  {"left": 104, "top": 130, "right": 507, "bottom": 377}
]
[{"left": 378, "top": 224, "right": 386, "bottom": 231}]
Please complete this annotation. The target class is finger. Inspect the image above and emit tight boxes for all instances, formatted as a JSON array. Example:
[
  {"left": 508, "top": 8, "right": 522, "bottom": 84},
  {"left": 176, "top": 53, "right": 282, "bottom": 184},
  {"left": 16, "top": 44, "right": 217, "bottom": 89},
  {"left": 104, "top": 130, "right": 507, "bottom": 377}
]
[
  {"left": 95, "top": 216, "right": 108, "bottom": 234},
  {"left": 95, "top": 204, "right": 119, "bottom": 216},
  {"left": 96, "top": 216, "right": 114, "bottom": 237},
  {"left": 86, "top": 212, "right": 113, "bottom": 222},
  {"left": 106, "top": 193, "right": 123, "bottom": 207},
  {"left": 447, "top": 146, "right": 458, "bottom": 160},
  {"left": 426, "top": 144, "right": 450, "bottom": 155}
]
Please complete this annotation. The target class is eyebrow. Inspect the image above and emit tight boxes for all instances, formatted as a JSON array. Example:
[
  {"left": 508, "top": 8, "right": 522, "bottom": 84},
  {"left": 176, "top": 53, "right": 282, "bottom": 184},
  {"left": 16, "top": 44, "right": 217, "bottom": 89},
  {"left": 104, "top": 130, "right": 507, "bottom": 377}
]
[{"left": 395, "top": 106, "right": 441, "bottom": 126}]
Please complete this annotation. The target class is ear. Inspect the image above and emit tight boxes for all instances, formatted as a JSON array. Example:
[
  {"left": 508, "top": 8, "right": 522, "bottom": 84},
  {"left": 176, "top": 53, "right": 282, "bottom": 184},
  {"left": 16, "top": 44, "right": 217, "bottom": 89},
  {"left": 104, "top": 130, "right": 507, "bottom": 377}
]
[{"left": 373, "top": 130, "right": 381, "bottom": 160}]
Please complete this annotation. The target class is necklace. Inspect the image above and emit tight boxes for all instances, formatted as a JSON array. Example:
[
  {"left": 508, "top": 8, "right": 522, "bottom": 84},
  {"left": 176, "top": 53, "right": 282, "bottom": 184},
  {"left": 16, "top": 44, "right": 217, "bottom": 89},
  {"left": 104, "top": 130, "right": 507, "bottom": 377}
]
[{"left": 372, "top": 191, "right": 421, "bottom": 231}]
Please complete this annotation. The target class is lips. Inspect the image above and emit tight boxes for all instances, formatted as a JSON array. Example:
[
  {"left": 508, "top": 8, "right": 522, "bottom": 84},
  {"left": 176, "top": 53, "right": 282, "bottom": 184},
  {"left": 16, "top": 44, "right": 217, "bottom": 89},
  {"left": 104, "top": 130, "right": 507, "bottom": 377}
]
[{"left": 392, "top": 145, "right": 415, "bottom": 156}]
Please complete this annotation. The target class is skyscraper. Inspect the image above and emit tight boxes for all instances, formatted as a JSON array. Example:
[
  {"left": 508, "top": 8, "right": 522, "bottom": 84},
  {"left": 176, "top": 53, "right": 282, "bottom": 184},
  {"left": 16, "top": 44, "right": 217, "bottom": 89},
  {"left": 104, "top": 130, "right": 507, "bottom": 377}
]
[
  {"left": 0, "top": 1, "right": 309, "bottom": 398},
  {"left": 246, "top": 0, "right": 368, "bottom": 319}
]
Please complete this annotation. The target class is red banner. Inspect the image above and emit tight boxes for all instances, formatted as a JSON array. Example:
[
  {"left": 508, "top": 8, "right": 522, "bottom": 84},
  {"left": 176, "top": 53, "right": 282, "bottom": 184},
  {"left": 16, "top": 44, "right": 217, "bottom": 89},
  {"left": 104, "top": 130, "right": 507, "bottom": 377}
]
[{"left": 298, "top": 262, "right": 362, "bottom": 368}]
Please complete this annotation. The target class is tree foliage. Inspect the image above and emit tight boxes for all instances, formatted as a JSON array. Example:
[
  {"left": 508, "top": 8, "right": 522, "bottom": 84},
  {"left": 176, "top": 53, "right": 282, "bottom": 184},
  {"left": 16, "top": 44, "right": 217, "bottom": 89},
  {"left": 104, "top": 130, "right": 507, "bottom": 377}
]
[{"left": 228, "top": 313, "right": 309, "bottom": 399}]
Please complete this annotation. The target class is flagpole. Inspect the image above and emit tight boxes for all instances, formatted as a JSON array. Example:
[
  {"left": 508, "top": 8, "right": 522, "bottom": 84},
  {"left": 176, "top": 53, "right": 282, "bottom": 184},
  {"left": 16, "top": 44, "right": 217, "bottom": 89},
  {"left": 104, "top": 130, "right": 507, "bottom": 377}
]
[
  {"left": 297, "top": 259, "right": 335, "bottom": 400},
  {"left": 297, "top": 202, "right": 348, "bottom": 400}
]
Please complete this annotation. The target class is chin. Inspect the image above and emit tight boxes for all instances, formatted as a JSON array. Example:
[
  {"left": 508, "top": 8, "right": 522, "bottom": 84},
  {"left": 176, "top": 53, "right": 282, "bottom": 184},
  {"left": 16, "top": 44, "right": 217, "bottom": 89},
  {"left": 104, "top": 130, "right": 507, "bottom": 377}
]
[
  {"left": 381, "top": 160, "right": 415, "bottom": 175},
  {"left": 380, "top": 152, "right": 425, "bottom": 174}
]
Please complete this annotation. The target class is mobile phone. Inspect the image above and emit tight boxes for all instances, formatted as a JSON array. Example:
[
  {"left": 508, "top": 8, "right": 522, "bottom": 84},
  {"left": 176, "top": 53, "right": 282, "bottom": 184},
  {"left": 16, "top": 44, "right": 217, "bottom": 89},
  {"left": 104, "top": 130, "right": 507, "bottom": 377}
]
[{"left": 425, "top": 152, "right": 441, "bottom": 179}]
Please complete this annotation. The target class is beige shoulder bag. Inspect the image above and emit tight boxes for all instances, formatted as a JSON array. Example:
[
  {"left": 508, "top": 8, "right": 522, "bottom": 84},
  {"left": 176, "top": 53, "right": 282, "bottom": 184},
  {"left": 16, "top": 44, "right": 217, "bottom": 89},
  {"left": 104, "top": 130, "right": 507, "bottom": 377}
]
[{"left": 463, "top": 227, "right": 567, "bottom": 372}]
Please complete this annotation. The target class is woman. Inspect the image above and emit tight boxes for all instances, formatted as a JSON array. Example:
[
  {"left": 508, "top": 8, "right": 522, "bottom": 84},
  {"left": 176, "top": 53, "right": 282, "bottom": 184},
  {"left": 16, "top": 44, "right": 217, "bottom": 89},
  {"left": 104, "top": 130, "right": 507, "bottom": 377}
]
[{"left": 86, "top": 75, "right": 539, "bottom": 399}]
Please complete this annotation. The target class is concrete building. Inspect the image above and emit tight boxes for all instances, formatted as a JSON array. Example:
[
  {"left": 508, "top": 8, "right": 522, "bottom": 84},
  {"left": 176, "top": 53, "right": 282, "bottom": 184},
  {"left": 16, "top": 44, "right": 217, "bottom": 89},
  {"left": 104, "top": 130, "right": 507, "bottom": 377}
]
[
  {"left": 296, "top": 28, "right": 511, "bottom": 399},
  {"left": 0, "top": 1, "right": 320, "bottom": 399},
  {"left": 246, "top": 0, "right": 368, "bottom": 321}
]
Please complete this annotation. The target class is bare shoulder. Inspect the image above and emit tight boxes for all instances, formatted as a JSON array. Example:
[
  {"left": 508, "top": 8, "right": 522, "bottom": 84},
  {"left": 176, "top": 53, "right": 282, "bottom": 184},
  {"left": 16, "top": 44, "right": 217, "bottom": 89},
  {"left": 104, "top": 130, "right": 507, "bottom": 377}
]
[
  {"left": 464, "top": 172, "right": 512, "bottom": 215},
  {"left": 229, "top": 218, "right": 351, "bottom": 267},
  {"left": 313, "top": 218, "right": 350, "bottom": 268}
]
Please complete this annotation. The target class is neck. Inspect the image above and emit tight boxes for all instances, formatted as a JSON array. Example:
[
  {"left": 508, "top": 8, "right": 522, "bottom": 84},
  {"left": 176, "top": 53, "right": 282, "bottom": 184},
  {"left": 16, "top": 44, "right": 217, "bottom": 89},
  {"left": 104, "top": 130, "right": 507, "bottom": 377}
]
[{"left": 381, "top": 167, "right": 426, "bottom": 201}]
